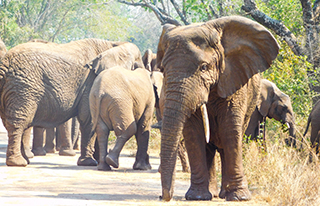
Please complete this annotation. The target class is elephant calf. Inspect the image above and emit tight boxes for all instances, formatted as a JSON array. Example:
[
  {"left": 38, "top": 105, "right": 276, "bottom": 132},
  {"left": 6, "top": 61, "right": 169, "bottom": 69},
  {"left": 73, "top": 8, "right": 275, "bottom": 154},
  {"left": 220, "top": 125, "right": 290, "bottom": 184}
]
[
  {"left": 89, "top": 66, "right": 156, "bottom": 171},
  {"left": 245, "top": 79, "right": 296, "bottom": 147}
]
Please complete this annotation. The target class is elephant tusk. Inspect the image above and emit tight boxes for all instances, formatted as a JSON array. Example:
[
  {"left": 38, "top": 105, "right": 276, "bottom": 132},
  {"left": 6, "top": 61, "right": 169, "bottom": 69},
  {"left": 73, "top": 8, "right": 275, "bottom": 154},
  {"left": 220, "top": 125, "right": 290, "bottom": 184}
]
[
  {"left": 200, "top": 104, "right": 210, "bottom": 143},
  {"left": 286, "top": 122, "right": 291, "bottom": 129}
]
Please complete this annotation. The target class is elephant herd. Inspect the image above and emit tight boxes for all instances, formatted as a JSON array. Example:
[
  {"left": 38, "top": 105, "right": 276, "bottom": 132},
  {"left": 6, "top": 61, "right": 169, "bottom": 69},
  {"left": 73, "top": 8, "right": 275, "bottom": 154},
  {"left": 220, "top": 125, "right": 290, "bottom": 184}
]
[{"left": 0, "top": 16, "right": 319, "bottom": 202}]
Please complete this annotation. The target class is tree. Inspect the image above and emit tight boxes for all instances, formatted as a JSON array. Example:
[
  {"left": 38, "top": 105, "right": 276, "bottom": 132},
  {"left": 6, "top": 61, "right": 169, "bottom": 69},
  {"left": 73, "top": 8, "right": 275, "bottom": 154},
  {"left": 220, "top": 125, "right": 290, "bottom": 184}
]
[{"left": 0, "top": 0, "right": 137, "bottom": 47}]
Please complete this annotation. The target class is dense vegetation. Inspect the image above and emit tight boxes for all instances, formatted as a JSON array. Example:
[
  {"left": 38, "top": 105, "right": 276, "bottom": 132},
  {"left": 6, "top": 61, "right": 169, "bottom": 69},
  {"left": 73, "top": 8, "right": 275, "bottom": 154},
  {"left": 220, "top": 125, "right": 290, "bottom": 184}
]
[{"left": 2, "top": 0, "right": 320, "bottom": 205}]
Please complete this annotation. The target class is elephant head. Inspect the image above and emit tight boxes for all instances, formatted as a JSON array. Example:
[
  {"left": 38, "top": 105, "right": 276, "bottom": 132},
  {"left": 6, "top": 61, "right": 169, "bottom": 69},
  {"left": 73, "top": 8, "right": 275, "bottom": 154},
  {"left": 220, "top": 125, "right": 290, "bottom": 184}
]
[
  {"left": 157, "top": 16, "right": 279, "bottom": 201},
  {"left": 0, "top": 38, "right": 7, "bottom": 60},
  {"left": 258, "top": 79, "right": 296, "bottom": 146},
  {"left": 88, "top": 42, "right": 144, "bottom": 75}
]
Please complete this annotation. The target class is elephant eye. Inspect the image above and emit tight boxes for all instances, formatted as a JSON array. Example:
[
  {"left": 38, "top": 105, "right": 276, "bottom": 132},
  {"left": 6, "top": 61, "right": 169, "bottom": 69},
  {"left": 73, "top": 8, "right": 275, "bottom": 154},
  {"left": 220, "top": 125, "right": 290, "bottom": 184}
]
[{"left": 200, "top": 63, "right": 208, "bottom": 72}]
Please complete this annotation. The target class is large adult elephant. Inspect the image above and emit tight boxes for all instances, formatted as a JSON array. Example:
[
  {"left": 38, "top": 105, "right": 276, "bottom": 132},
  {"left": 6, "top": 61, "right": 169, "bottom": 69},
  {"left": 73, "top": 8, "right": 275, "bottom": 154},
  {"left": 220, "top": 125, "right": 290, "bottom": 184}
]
[
  {"left": 245, "top": 79, "right": 296, "bottom": 147},
  {"left": 0, "top": 38, "right": 126, "bottom": 167},
  {"left": 157, "top": 16, "right": 279, "bottom": 201}
]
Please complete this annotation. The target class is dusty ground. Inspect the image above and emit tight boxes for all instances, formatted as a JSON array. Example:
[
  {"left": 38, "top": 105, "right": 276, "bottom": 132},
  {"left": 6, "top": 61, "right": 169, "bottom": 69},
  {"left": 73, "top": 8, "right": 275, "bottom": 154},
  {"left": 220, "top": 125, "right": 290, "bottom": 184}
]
[{"left": 0, "top": 131, "right": 267, "bottom": 206}]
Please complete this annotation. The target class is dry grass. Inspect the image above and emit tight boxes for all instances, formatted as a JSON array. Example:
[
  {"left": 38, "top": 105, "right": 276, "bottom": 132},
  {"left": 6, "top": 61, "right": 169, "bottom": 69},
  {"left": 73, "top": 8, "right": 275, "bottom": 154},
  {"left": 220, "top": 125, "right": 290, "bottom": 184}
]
[{"left": 243, "top": 126, "right": 320, "bottom": 205}]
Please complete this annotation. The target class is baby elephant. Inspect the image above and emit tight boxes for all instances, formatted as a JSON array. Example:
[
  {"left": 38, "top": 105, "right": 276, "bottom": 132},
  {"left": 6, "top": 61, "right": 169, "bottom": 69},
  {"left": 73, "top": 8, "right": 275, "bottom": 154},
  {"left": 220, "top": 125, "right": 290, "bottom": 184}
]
[
  {"left": 304, "top": 99, "right": 320, "bottom": 155},
  {"left": 89, "top": 66, "right": 155, "bottom": 171}
]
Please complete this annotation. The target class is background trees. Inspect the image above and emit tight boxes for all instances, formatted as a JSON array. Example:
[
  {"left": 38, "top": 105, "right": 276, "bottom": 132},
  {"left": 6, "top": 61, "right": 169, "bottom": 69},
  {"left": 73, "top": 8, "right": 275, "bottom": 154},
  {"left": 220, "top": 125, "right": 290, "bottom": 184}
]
[
  {"left": 1, "top": 0, "right": 319, "bottom": 134},
  {"left": 0, "top": 0, "right": 161, "bottom": 52}
]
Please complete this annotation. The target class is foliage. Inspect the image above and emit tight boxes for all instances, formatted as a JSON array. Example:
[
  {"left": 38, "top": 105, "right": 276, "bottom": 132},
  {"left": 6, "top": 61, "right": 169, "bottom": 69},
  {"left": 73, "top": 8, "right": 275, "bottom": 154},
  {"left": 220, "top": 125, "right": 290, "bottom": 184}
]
[
  {"left": 256, "top": 0, "right": 304, "bottom": 36},
  {"left": 0, "top": 0, "right": 138, "bottom": 48},
  {"left": 262, "top": 41, "right": 314, "bottom": 118}
]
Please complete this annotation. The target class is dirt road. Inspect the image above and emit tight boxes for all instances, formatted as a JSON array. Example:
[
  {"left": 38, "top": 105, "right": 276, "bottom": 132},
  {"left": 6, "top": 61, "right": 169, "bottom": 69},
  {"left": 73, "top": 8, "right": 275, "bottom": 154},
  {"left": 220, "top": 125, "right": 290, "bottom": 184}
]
[{"left": 0, "top": 132, "right": 266, "bottom": 206}]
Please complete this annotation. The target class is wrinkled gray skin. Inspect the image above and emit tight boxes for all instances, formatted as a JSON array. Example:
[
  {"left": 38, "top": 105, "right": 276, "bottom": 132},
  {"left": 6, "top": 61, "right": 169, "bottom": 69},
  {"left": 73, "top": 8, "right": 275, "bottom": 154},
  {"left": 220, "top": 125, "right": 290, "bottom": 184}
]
[
  {"left": 245, "top": 79, "right": 296, "bottom": 147},
  {"left": 157, "top": 16, "right": 279, "bottom": 201},
  {"left": 88, "top": 42, "right": 144, "bottom": 75},
  {"left": 21, "top": 40, "right": 79, "bottom": 158},
  {"left": 304, "top": 99, "right": 320, "bottom": 156},
  {"left": 90, "top": 66, "right": 155, "bottom": 171},
  {"left": 0, "top": 38, "right": 126, "bottom": 167}
]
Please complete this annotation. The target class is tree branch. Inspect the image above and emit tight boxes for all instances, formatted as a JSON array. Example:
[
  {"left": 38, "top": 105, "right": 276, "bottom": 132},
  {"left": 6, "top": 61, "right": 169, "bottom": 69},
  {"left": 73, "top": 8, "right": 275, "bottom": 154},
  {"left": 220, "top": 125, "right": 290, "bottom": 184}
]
[
  {"left": 117, "top": 0, "right": 181, "bottom": 25},
  {"left": 169, "top": 0, "right": 189, "bottom": 25},
  {"left": 242, "top": 0, "right": 303, "bottom": 56}
]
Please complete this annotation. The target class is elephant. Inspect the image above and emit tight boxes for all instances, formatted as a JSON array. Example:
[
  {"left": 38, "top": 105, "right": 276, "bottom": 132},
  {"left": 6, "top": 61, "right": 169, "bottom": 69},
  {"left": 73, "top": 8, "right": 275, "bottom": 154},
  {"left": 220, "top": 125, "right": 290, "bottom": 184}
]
[
  {"left": 156, "top": 16, "right": 279, "bottom": 201},
  {"left": 245, "top": 79, "right": 296, "bottom": 147},
  {"left": 0, "top": 38, "right": 130, "bottom": 166},
  {"left": 303, "top": 99, "right": 320, "bottom": 156},
  {"left": 89, "top": 66, "right": 156, "bottom": 171},
  {"left": 88, "top": 42, "right": 144, "bottom": 74}
]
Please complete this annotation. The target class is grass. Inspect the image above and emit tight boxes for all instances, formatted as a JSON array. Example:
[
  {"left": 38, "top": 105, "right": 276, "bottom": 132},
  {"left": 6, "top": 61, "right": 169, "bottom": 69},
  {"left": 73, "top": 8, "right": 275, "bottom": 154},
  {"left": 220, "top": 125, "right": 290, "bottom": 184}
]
[
  {"left": 109, "top": 113, "right": 320, "bottom": 205},
  {"left": 243, "top": 119, "right": 320, "bottom": 205}
]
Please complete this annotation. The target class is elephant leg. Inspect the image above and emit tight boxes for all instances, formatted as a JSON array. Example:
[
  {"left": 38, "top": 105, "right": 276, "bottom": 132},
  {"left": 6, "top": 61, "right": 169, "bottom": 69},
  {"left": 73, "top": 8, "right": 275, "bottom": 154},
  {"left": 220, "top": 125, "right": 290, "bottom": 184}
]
[
  {"left": 71, "top": 117, "right": 80, "bottom": 150},
  {"left": 57, "top": 119, "right": 76, "bottom": 156},
  {"left": 133, "top": 107, "right": 153, "bottom": 170},
  {"left": 22, "top": 127, "right": 34, "bottom": 159},
  {"left": 178, "top": 139, "right": 189, "bottom": 173},
  {"left": 44, "top": 127, "right": 56, "bottom": 153},
  {"left": 133, "top": 128, "right": 151, "bottom": 170},
  {"left": 106, "top": 123, "right": 136, "bottom": 169},
  {"left": 6, "top": 123, "right": 28, "bottom": 166},
  {"left": 183, "top": 116, "right": 212, "bottom": 200},
  {"left": 309, "top": 124, "right": 320, "bottom": 162},
  {"left": 219, "top": 125, "right": 251, "bottom": 201},
  {"left": 206, "top": 143, "right": 218, "bottom": 197},
  {"left": 77, "top": 87, "right": 98, "bottom": 166},
  {"left": 96, "top": 119, "right": 111, "bottom": 171},
  {"left": 32, "top": 127, "right": 46, "bottom": 156}
]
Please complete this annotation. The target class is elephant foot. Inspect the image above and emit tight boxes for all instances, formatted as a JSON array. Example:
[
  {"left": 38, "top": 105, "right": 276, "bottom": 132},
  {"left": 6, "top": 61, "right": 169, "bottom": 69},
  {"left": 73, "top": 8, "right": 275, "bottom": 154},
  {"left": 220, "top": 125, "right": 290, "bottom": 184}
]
[
  {"left": 44, "top": 146, "right": 56, "bottom": 153},
  {"left": 219, "top": 187, "right": 251, "bottom": 201},
  {"left": 6, "top": 155, "right": 28, "bottom": 167},
  {"left": 97, "top": 162, "right": 112, "bottom": 171},
  {"left": 133, "top": 154, "right": 152, "bottom": 170},
  {"left": 185, "top": 187, "right": 212, "bottom": 200},
  {"left": 59, "top": 149, "right": 76, "bottom": 156},
  {"left": 77, "top": 156, "right": 98, "bottom": 166},
  {"left": 105, "top": 153, "right": 119, "bottom": 168},
  {"left": 133, "top": 161, "right": 152, "bottom": 170},
  {"left": 25, "top": 149, "right": 34, "bottom": 159},
  {"left": 32, "top": 147, "right": 46, "bottom": 156}
]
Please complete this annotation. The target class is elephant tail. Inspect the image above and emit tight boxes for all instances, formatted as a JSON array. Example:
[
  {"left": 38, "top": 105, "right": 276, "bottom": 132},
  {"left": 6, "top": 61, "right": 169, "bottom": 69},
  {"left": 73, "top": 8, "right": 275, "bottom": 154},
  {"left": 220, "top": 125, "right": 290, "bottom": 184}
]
[{"left": 303, "top": 116, "right": 311, "bottom": 137}]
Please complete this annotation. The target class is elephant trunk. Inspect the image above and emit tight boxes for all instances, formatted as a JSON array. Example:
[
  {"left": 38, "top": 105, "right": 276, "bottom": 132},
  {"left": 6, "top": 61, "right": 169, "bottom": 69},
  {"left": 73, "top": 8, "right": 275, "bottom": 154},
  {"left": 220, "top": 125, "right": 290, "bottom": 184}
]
[
  {"left": 160, "top": 79, "right": 204, "bottom": 200},
  {"left": 285, "top": 121, "right": 297, "bottom": 147},
  {"left": 160, "top": 105, "right": 186, "bottom": 201}
]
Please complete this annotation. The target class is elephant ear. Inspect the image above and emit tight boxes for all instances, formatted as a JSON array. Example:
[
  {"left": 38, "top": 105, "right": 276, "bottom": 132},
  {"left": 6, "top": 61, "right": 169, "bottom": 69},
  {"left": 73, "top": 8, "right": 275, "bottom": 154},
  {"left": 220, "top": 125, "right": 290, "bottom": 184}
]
[
  {"left": 206, "top": 16, "right": 280, "bottom": 98},
  {"left": 142, "top": 49, "right": 153, "bottom": 71},
  {"left": 156, "top": 24, "right": 176, "bottom": 72},
  {"left": 87, "top": 54, "right": 103, "bottom": 75},
  {"left": 257, "top": 79, "right": 275, "bottom": 117}
]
